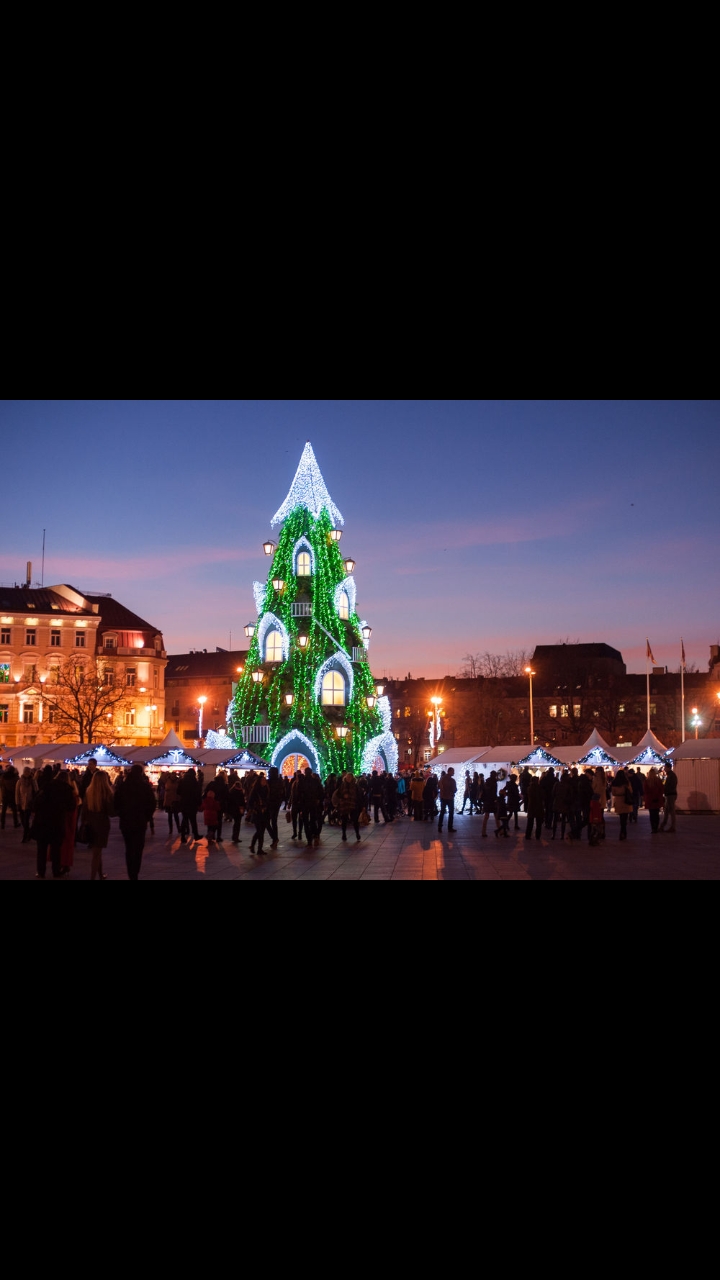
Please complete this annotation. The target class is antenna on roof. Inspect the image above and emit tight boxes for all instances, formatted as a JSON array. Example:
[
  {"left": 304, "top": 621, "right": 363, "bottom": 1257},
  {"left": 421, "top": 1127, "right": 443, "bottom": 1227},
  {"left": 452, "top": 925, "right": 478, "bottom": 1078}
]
[{"left": 41, "top": 530, "right": 46, "bottom": 588}]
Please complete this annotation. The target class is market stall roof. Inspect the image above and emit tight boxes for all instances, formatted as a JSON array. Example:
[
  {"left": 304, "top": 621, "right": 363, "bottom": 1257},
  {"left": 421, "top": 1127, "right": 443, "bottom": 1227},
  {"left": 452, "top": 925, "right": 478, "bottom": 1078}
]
[
  {"left": 428, "top": 748, "right": 491, "bottom": 768},
  {"left": 5, "top": 743, "right": 88, "bottom": 766},
  {"left": 148, "top": 747, "right": 205, "bottom": 768},
  {"left": 578, "top": 745, "right": 622, "bottom": 767},
  {"left": 626, "top": 730, "right": 671, "bottom": 766},
  {"left": 216, "top": 749, "right": 271, "bottom": 770},
  {"left": 481, "top": 745, "right": 534, "bottom": 764},
  {"left": 671, "top": 740, "right": 720, "bottom": 760},
  {"left": 518, "top": 747, "right": 565, "bottom": 768},
  {"left": 65, "top": 745, "right": 134, "bottom": 767}
]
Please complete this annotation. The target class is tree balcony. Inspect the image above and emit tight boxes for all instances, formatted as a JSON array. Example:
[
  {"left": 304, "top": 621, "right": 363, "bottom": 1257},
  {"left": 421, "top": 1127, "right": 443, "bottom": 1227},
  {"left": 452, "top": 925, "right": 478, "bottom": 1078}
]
[
  {"left": 291, "top": 603, "right": 312, "bottom": 617},
  {"left": 242, "top": 725, "right": 272, "bottom": 744}
]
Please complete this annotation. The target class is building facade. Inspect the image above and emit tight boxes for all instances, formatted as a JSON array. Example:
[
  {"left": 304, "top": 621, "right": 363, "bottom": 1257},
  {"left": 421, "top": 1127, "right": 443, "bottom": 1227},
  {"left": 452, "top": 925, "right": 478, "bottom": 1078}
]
[
  {"left": 0, "top": 585, "right": 167, "bottom": 749},
  {"left": 165, "top": 650, "right": 249, "bottom": 743}
]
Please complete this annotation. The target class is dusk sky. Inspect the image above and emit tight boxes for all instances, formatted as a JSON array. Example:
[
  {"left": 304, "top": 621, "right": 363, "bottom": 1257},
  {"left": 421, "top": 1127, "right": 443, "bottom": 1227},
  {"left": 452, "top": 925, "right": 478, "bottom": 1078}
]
[{"left": 1, "top": 400, "right": 718, "bottom": 678}]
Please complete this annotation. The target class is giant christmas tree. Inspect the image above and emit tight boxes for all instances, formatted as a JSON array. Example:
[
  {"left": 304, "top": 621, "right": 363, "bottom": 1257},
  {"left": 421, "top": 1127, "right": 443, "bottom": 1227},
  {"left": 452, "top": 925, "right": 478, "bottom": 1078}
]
[{"left": 229, "top": 444, "right": 398, "bottom": 779}]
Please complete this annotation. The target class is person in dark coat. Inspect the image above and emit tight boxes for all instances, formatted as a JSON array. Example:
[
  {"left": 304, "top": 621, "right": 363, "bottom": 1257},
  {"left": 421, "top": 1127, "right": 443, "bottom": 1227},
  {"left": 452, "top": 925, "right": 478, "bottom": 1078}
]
[
  {"left": 644, "top": 767, "right": 665, "bottom": 834},
  {"left": 540, "top": 768, "right": 556, "bottom": 829},
  {"left": 578, "top": 770, "right": 594, "bottom": 838},
  {"left": 115, "top": 765, "right": 156, "bottom": 880},
  {"left": 209, "top": 771, "right": 229, "bottom": 842},
  {"left": 248, "top": 773, "right": 270, "bottom": 855},
  {"left": 178, "top": 769, "right": 201, "bottom": 843},
  {"left": 481, "top": 772, "right": 498, "bottom": 837},
  {"left": 1, "top": 764, "right": 20, "bottom": 830},
  {"left": 290, "top": 771, "right": 306, "bottom": 841},
  {"left": 227, "top": 774, "right": 246, "bottom": 843},
  {"left": 78, "top": 759, "right": 98, "bottom": 802},
  {"left": 338, "top": 773, "right": 362, "bottom": 842},
  {"left": 384, "top": 773, "right": 397, "bottom": 822},
  {"left": 519, "top": 768, "right": 532, "bottom": 812},
  {"left": 34, "top": 766, "right": 75, "bottom": 878},
  {"left": 629, "top": 768, "right": 644, "bottom": 824},
  {"left": 506, "top": 774, "right": 522, "bottom": 831},
  {"left": 370, "top": 771, "right": 388, "bottom": 824},
  {"left": 304, "top": 769, "right": 325, "bottom": 847},
  {"left": 552, "top": 772, "right": 572, "bottom": 840},
  {"left": 267, "top": 766, "right": 285, "bottom": 850},
  {"left": 525, "top": 778, "right": 545, "bottom": 841}
]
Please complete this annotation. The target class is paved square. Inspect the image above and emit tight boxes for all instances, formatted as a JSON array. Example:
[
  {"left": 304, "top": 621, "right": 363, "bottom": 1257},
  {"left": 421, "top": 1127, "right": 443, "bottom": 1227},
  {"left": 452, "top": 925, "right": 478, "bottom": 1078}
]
[{"left": 1, "top": 810, "right": 718, "bottom": 880}]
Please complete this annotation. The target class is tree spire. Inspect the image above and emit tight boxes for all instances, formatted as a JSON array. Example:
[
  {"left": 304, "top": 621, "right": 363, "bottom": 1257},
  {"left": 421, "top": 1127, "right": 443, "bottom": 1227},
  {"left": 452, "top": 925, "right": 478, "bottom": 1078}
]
[{"left": 271, "top": 442, "right": 345, "bottom": 528}]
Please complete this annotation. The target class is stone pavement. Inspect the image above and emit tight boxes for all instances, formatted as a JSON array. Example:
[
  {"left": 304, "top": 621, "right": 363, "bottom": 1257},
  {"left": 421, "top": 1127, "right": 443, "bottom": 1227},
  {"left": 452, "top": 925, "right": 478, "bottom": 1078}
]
[{"left": 1, "top": 809, "right": 718, "bottom": 880}]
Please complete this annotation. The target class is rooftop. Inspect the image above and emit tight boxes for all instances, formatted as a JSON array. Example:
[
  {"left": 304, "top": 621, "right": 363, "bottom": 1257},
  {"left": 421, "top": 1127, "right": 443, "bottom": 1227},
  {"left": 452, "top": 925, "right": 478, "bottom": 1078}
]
[{"left": 166, "top": 650, "right": 250, "bottom": 680}]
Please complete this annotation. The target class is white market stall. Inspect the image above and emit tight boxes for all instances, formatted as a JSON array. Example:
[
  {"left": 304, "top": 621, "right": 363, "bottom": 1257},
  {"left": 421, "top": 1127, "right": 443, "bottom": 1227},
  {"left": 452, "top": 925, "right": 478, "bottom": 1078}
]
[
  {"left": 429, "top": 746, "right": 534, "bottom": 813},
  {"left": 64, "top": 746, "right": 134, "bottom": 768},
  {"left": 671, "top": 740, "right": 720, "bottom": 813}
]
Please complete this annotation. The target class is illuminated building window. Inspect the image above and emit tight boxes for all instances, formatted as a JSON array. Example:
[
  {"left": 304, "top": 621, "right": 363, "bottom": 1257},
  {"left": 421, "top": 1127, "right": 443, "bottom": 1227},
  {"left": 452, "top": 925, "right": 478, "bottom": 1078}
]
[
  {"left": 265, "top": 630, "right": 284, "bottom": 664},
  {"left": 22, "top": 705, "right": 34, "bottom": 725},
  {"left": 105, "top": 636, "right": 117, "bottom": 650},
  {"left": 51, "top": 630, "right": 62, "bottom": 647},
  {"left": 125, "top": 710, "right": 136, "bottom": 727},
  {"left": 26, "top": 630, "right": 37, "bottom": 647},
  {"left": 573, "top": 705, "right": 581, "bottom": 717},
  {"left": 404, "top": 707, "right": 412, "bottom": 718},
  {"left": 0, "top": 705, "right": 8, "bottom": 724},
  {"left": 104, "top": 669, "right": 115, "bottom": 688},
  {"left": 1, "top": 630, "right": 10, "bottom": 646},
  {"left": 321, "top": 671, "right": 346, "bottom": 707},
  {"left": 49, "top": 666, "right": 60, "bottom": 685},
  {"left": 549, "top": 706, "right": 558, "bottom": 718},
  {"left": 619, "top": 705, "right": 626, "bottom": 715},
  {"left": 338, "top": 590, "right": 349, "bottom": 621},
  {"left": 561, "top": 706, "right": 569, "bottom": 718},
  {"left": 296, "top": 551, "right": 312, "bottom": 577},
  {"left": 75, "top": 632, "right": 86, "bottom": 649},
  {"left": 0, "top": 664, "right": 9, "bottom": 685},
  {"left": 126, "top": 668, "right": 136, "bottom": 688}
]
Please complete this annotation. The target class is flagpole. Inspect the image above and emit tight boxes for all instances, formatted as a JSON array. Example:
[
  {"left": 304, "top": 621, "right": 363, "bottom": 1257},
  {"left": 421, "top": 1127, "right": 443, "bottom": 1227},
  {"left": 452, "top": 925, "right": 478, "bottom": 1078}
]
[
  {"left": 647, "top": 645, "right": 651, "bottom": 733},
  {"left": 676, "top": 640, "right": 681, "bottom": 747}
]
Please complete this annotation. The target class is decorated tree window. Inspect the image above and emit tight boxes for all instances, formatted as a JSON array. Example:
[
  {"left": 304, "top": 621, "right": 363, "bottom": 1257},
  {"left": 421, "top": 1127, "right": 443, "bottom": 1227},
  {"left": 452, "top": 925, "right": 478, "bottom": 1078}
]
[
  {"left": 297, "top": 551, "right": 312, "bottom": 577},
  {"left": 265, "top": 630, "right": 284, "bottom": 664},
  {"left": 322, "top": 671, "right": 346, "bottom": 706},
  {"left": 338, "top": 590, "right": 349, "bottom": 621}
]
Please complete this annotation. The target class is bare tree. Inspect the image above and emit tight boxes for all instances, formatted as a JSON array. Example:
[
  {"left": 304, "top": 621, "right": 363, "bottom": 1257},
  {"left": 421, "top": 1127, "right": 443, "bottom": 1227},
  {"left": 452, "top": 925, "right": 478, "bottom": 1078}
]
[
  {"left": 459, "top": 650, "right": 532, "bottom": 679},
  {"left": 42, "top": 657, "right": 131, "bottom": 743}
]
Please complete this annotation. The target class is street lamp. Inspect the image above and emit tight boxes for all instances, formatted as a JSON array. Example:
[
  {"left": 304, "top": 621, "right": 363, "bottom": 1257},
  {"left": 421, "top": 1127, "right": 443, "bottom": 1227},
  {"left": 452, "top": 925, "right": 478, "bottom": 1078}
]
[
  {"left": 336, "top": 725, "right": 350, "bottom": 739},
  {"left": 430, "top": 697, "right": 442, "bottom": 749},
  {"left": 263, "top": 540, "right": 276, "bottom": 557},
  {"left": 525, "top": 667, "right": 536, "bottom": 744},
  {"left": 366, "top": 695, "right": 377, "bottom": 709},
  {"left": 375, "top": 684, "right": 385, "bottom": 698},
  {"left": 691, "top": 707, "right": 701, "bottom": 740},
  {"left": 329, "top": 529, "right": 343, "bottom": 544},
  {"left": 252, "top": 671, "right": 264, "bottom": 684},
  {"left": 362, "top": 625, "right": 373, "bottom": 644},
  {"left": 272, "top": 578, "right": 286, "bottom": 594},
  {"left": 198, "top": 696, "right": 207, "bottom": 738},
  {"left": 244, "top": 622, "right": 256, "bottom": 639},
  {"left": 297, "top": 634, "right": 309, "bottom": 649},
  {"left": 344, "top": 558, "right": 356, "bottom": 574},
  {"left": 285, "top": 693, "right": 294, "bottom": 706}
]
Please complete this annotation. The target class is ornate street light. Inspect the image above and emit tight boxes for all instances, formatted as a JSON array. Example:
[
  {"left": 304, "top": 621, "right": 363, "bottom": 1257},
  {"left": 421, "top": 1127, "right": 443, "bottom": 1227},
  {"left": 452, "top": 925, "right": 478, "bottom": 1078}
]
[
  {"left": 344, "top": 558, "right": 356, "bottom": 574},
  {"left": 272, "top": 578, "right": 286, "bottom": 593},
  {"left": 329, "top": 529, "right": 343, "bottom": 544},
  {"left": 198, "top": 696, "right": 207, "bottom": 738},
  {"left": 366, "top": 695, "right": 377, "bottom": 709},
  {"left": 244, "top": 622, "right": 256, "bottom": 639},
  {"left": 263, "top": 540, "right": 276, "bottom": 557},
  {"left": 336, "top": 725, "right": 350, "bottom": 739},
  {"left": 297, "top": 634, "right": 309, "bottom": 649},
  {"left": 362, "top": 625, "right": 373, "bottom": 643},
  {"left": 375, "top": 684, "right": 385, "bottom": 698},
  {"left": 285, "top": 693, "right": 294, "bottom": 706},
  {"left": 252, "top": 672, "right": 264, "bottom": 685}
]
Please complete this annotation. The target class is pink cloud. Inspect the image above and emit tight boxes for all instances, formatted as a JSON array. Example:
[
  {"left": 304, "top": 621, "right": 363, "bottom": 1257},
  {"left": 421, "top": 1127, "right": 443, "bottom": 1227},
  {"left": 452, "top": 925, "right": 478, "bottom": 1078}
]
[{"left": 0, "top": 546, "right": 257, "bottom": 586}]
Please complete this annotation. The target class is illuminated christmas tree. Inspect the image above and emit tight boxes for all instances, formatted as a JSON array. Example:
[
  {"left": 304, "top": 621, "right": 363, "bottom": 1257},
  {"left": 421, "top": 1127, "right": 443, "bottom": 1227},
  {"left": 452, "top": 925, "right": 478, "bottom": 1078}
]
[{"left": 229, "top": 443, "right": 398, "bottom": 779}]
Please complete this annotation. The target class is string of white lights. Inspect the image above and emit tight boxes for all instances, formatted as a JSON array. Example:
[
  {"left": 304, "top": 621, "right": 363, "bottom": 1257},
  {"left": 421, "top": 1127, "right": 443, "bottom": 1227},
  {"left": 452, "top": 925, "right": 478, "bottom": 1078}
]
[
  {"left": 271, "top": 442, "right": 345, "bottom": 528},
  {"left": 253, "top": 581, "right": 267, "bottom": 615},
  {"left": 292, "top": 536, "right": 316, "bottom": 575},
  {"left": 314, "top": 651, "right": 354, "bottom": 705},
  {"left": 271, "top": 730, "right": 320, "bottom": 774},
  {"left": 334, "top": 575, "right": 357, "bottom": 618},
  {"left": 257, "top": 612, "right": 290, "bottom": 663}
]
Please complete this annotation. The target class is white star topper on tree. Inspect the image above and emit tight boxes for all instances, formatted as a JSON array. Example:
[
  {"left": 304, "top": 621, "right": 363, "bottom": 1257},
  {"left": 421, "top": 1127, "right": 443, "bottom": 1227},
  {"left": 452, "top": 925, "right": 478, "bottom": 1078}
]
[{"left": 271, "top": 442, "right": 345, "bottom": 528}]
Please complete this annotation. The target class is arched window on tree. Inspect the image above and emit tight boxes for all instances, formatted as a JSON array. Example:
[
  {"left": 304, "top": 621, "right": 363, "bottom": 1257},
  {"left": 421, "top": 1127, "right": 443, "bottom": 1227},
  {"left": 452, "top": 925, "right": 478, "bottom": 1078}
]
[
  {"left": 265, "top": 630, "right": 284, "bottom": 664},
  {"left": 296, "top": 551, "right": 312, "bottom": 577},
  {"left": 321, "top": 670, "right": 346, "bottom": 706},
  {"left": 338, "top": 590, "right": 350, "bottom": 621}
]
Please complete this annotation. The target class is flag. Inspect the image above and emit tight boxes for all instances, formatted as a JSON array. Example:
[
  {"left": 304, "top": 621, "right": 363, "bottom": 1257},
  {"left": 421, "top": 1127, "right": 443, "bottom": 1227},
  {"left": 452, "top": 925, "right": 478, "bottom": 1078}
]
[
  {"left": 681, "top": 639, "right": 686, "bottom": 670},
  {"left": 646, "top": 639, "right": 656, "bottom": 665}
]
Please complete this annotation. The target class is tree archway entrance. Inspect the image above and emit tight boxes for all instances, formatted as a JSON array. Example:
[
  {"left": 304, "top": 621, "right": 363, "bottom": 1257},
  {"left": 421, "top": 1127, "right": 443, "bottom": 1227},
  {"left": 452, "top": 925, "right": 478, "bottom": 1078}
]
[{"left": 280, "top": 753, "right": 311, "bottom": 778}]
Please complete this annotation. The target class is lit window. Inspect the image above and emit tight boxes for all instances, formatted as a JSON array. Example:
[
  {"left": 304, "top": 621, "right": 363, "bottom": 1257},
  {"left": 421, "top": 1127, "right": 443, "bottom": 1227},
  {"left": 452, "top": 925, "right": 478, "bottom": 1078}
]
[
  {"left": 49, "top": 666, "right": 60, "bottom": 685},
  {"left": 104, "top": 669, "right": 115, "bottom": 688},
  {"left": 125, "top": 710, "right": 136, "bottom": 727},
  {"left": 619, "top": 704, "right": 626, "bottom": 715},
  {"left": 0, "top": 705, "right": 9, "bottom": 724},
  {"left": 265, "top": 630, "right": 284, "bottom": 663},
  {"left": 573, "top": 705, "right": 581, "bottom": 717},
  {"left": 338, "top": 590, "right": 349, "bottom": 621},
  {"left": 51, "top": 630, "right": 62, "bottom": 647},
  {"left": 127, "top": 668, "right": 136, "bottom": 688},
  {"left": 297, "top": 552, "right": 312, "bottom": 577},
  {"left": 75, "top": 632, "right": 86, "bottom": 649},
  {"left": 0, "top": 630, "right": 10, "bottom": 646},
  {"left": 561, "top": 705, "right": 569, "bottom": 718},
  {"left": 321, "top": 670, "right": 346, "bottom": 706},
  {"left": 549, "top": 706, "right": 558, "bottom": 718},
  {"left": 0, "top": 664, "right": 9, "bottom": 685},
  {"left": 22, "top": 705, "right": 34, "bottom": 725},
  {"left": 26, "top": 630, "right": 37, "bottom": 647},
  {"left": 404, "top": 707, "right": 412, "bottom": 718},
  {"left": 105, "top": 636, "right": 116, "bottom": 650}
]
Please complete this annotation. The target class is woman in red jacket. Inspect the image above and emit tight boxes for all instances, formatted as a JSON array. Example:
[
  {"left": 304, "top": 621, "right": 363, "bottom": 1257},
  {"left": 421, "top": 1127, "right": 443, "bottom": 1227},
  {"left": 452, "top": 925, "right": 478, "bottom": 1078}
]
[
  {"left": 643, "top": 767, "right": 665, "bottom": 835},
  {"left": 201, "top": 788, "right": 220, "bottom": 843}
]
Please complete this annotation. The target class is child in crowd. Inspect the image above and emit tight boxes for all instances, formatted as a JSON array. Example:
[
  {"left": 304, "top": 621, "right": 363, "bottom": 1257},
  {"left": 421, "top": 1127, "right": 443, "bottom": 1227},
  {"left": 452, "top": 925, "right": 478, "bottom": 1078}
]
[
  {"left": 588, "top": 797, "right": 606, "bottom": 847},
  {"left": 202, "top": 788, "right": 220, "bottom": 843},
  {"left": 495, "top": 787, "right": 510, "bottom": 838}
]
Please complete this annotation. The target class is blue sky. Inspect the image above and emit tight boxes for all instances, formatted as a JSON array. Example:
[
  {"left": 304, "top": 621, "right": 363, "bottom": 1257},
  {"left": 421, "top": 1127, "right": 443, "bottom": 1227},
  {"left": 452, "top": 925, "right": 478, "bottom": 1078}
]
[{"left": 1, "top": 400, "right": 718, "bottom": 677}]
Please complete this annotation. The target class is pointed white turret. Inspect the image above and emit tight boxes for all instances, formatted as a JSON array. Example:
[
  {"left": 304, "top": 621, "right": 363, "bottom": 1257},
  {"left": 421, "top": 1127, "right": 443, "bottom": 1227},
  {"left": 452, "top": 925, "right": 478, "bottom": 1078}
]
[{"left": 271, "top": 442, "right": 345, "bottom": 528}]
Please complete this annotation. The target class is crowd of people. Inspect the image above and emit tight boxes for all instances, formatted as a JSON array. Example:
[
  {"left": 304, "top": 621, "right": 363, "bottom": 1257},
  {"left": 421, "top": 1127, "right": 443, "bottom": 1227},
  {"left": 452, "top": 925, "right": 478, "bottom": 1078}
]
[{"left": 0, "top": 755, "right": 681, "bottom": 879}]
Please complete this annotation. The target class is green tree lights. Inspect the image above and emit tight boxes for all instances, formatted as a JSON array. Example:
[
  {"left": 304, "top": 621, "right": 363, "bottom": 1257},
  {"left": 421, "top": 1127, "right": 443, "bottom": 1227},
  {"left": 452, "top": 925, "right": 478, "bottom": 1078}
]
[{"left": 230, "top": 453, "right": 382, "bottom": 777}]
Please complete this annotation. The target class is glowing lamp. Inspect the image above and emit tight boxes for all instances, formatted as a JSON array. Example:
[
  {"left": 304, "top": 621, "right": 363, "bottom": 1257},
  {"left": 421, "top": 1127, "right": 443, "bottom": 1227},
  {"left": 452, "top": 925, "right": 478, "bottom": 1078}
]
[
  {"left": 40, "top": 676, "right": 46, "bottom": 685},
  {"left": 237, "top": 666, "right": 244, "bottom": 674},
  {"left": 336, "top": 725, "right": 350, "bottom": 739},
  {"left": 272, "top": 578, "right": 286, "bottom": 593},
  {"left": 362, "top": 625, "right": 373, "bottom": 642},
  {"left": 329, "top": 529, "right": 343, "bottom": 544},
  {"left": 285, "top": 694, "right": 294, "bottom": 706},
  {"left": 366, "top": 695, "right": 377, "bottom": 709},
  {"left": 140, "top": 687, "right": 147, "bottom": 693},
  {"left": 344, "top": 558, "right": 356, "bottom": 574},
  {"left": 244, "top": 623, "right": 256, "bottom": 639},
  {"left": 14, "top": 676, "right": 20, "bottom": 683},
  {"left": 252, "top": 672, "right": 264, "bottom": 684},
  {"left": 298, "top": 634, "right": 309, "bottom": 649},
  {"left": 431, "top": 696, "right": 442, "bottom": 706},
  {"left": 375, "top": 684, "right": 385, "bottom": 698},
  {"left": 263, "top": 541, "right": 277, "bottom": 557},
  {"left": 198, "top": 696, "right": 207, "bottom": 706}
]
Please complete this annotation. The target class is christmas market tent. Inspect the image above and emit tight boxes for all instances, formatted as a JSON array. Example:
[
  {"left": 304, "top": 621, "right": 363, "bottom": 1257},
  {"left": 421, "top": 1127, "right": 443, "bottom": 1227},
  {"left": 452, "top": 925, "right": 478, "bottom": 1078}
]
[
  {"left": 627, "top": 730, "right": 671, "bottom": 767},
  {"left": 576, "top": 729, "right": 621, "bottom": 768},
  {"left": 517, "top": 747, "right": 565, "bottom": 769},
  {"left": 2, "top": 743, "right": 88, "bottom": 768},
  {"left": 147, "top": 747, "right": 205, "bottom": 769},
  {"left": 429, "top": 746, "right": 535, "bottom": 813},
  {"left": 64, "top": 745, "right": 133, "bottom": 767},
  {"left": 669, "top": 740, "right": 720, "bottom": 812},
  {"left": 122, "top": 732, "right": 200, "bottom": 767},
  {"left": 215, "top": 748, "right": 271, "bottom": 773}
]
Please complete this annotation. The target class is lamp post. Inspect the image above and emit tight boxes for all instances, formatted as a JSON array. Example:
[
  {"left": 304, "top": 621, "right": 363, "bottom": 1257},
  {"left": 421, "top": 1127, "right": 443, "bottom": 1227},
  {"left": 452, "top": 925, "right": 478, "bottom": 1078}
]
[
  {"left": 430, "top": 696, "right": 442, "bottom": 750},
  {"left": 198, "top": 696, "right": 207, "bottom": 739},
  {"left": 525, "top": 667, "right": 536, "bottom": 744},
  {"left": 691, "top": 707, "right": 701, "bottom": 740},
  {"left": 263, "top": 541, "right": 276, "bottom": 557}
]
